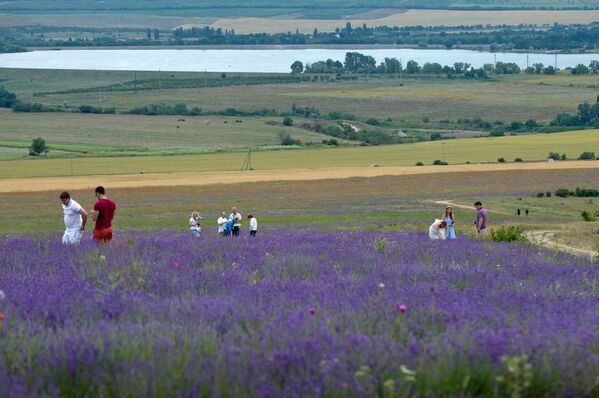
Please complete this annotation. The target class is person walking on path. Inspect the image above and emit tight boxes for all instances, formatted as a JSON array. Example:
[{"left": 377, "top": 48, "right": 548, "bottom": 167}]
[
  {"left": 60, "top": 191, "right": 87, "bottom": 244},
  {"left": 217, "top": 212, "right": 228, "bottom": 236},
  {"left": 230, "top": 207, "right": 242, "bottom": 237},
  {"left": 189, "top": 211, "right": 202, "bottom": 237},
  {"left": 429, "top": 219, "right": 447, "bottom": 240},
  {"left": 474, "top": 201, "right": 488, "bottom": 236},
  {"left": 442, "top": 207, "right": 456, "bottom": 240},
  {"left": 92, "top": 186, "right": 116, "bottom": 243},
  {"left": 248, "top": 214, "right": 258, "bottom": 237}
]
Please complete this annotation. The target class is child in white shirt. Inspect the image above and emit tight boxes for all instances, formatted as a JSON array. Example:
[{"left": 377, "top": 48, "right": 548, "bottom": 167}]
[{"left": 248, "top": 214, "right": 258, "bottom": 237}]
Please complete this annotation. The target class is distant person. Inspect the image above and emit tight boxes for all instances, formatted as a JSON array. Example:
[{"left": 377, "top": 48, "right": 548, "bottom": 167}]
[
  {"left": 442, "top": 207, "right": 456, "bottom": 240},
  {"left": 189, "top": 211, "right": 202, "bottom": 237},
  {"left": 59, "top": 191, "right": 88, "bottom": 244},
  {"left": 248, "top": 214, "right": 258, "bottom": 237},
  {"left": 429, "top": 219, "right": 447, "bottom": 240},
  {"left": 525, "top": 208, "right": 529, "bottom": 216},
  {"left": 516, "top": 208, "right": 521, "bottom": 216},
  {"left": 92, "top": 186, "right": 116, "bottom": 243},
  {"left": 230, "top": 207, "right": 242, "bottom": 237},
  {"left": 217, "top": 212, "right": 228, "bottom": 236},
  {"left": 474, "top": 201, "right": 487, "bottom": 235}
]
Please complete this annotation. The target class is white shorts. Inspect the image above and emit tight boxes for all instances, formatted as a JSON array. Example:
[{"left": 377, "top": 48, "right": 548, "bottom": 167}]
[{"left": 63, "top": 228, "right": 83, "bottom": 244}]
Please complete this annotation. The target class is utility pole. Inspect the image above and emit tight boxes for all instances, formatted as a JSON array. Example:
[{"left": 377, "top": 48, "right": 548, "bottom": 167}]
[
  {"left": 134, "top": 71, "right": 137, "bottom": 94},
  {"left": 204, "top": 69, "right": 207, "bottom": 88},
  {"left": 526, "top": 53, "right": 529, "bottom": 69},
  {"left": 554, "top": 53, "right": 558, "bottom": 69},
  {"left": 241, "top": 148, "right": 252, "bottom": 171},
  {"left": 442, "top": 142, "right": 445, "bottom": 163}
]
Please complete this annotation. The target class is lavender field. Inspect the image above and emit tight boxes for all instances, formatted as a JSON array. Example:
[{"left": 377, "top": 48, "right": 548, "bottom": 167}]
[{"left": 0, "top": 229, "right": 598, "bottom": 397}]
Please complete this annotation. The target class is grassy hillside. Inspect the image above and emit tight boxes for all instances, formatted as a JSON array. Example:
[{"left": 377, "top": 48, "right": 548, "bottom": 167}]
[
  {"left": 2, "top": 68, "right": 595, "bottom": 136},
  {"left": 0, "top": 110, "right": 345, "bottom": 159},
  {"left": 0, "top": 129, "right": 597, "bottom": 179}
]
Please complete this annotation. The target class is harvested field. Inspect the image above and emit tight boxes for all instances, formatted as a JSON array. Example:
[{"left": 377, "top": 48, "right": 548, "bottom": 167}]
[
  {"left": 206, "top": 10, "right": 599, "bottom": 34},
  {"left": 0, "top": 161, "right": 597, "bottom": 194}
]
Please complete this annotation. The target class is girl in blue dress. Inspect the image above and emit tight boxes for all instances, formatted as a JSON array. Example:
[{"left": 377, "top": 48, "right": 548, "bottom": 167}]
[{"left": 443, "top": 207, "right": 457, "bottom": 239}]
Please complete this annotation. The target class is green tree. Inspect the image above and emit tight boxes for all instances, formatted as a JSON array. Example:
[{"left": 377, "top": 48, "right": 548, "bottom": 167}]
[
  {"left": 283, "top": 117, "right": 293, "bottom": 126},
  {"left": 0, "top": 87, "right": 17, "bottom": 108},
  {"left": 290, "top": 61, "right": 304, "bottom": 74},
  {"left": 29, "top": 137, "right": 48, "bottom": 156}
]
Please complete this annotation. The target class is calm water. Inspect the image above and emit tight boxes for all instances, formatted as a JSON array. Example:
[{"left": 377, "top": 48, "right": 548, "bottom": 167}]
[{"left": 0, "top": 48, "right": 597, "bottom": 72}]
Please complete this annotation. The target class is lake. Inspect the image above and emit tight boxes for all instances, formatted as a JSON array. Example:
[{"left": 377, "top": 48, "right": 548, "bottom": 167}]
[{"left": 0, "top": 48, "right": 597, "bottom": 73}]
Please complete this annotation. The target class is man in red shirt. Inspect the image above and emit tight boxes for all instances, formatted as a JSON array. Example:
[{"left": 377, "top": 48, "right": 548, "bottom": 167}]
[{"left": 91, "top": 186, "right": 116, "bottom": 243}]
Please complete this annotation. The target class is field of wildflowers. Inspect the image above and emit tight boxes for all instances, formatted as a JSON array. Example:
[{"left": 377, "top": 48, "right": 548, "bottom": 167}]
[{"left": 0, "top": 229, "right": 597, "bottom": 397}]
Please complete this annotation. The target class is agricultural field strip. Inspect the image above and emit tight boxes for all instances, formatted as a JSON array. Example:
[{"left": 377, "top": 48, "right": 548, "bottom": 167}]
[
  {"left": 1, "top": 161, "right": 597, "bottom": 193},
  {"left": 204, "top": 10, "right": 599, "bottom": 34}
]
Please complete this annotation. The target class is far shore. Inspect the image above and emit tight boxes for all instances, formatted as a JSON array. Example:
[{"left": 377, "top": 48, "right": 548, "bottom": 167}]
[{"left": 20, "top": 44, "right": 598, "bottom": 54}]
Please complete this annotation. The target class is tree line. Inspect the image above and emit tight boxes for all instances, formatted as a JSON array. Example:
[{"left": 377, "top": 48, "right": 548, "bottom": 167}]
[
  {"left": 291, "top": 52, "right": 599, "bottom": 78},
  {"left": 2, "top": 24, "right": 598, "bottom": 52}
]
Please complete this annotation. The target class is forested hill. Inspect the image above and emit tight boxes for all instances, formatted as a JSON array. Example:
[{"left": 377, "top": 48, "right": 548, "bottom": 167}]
[{"left": 1, "top": 0, "right": 597, "bottom": 15}]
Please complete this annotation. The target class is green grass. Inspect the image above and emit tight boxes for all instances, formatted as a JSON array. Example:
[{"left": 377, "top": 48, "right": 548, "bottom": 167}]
[
  {"left": 1, "top": 168, "right": 597, "bottom": 240},
  {"left": 0, "top": 109, "right": 345, "bottom": 159},
  {"left": 4, "top": 69, "right": 595, "bottom": 131},
  {"left": 0, "top": 129, "right": 597, "bottom": 178}
]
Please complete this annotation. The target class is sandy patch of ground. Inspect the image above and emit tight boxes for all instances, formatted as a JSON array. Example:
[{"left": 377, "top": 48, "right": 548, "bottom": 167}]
[
  {"left": 526, "top": 230, "right": 598, "bottom": 261},
  {"left": 1, "top": 161, "right": 597, "bottom": 194}
]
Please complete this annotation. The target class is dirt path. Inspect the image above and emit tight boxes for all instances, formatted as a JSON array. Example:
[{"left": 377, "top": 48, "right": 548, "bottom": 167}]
[
  {"left": 1, "top": 161, "right": 598, "bottom": 194},
  {"left": 430, "top": 200, "right": 511, "bottom": 215},
  {"left": 526, "top": 230, "right": 598, "bottom": 261}
]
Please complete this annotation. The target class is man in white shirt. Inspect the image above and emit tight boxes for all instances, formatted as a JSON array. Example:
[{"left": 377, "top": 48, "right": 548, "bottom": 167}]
[
  {"left": 60, "top": 191, "right": 88, "bottom": 244},
  {"left": 230, "top": 207, "right": 242, "bottom": 237},
  {"left": 217, "top": 212, "right": 228, "bottom": 236}
]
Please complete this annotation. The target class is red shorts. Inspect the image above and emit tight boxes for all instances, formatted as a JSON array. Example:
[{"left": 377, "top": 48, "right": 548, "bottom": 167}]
[{"left": 93, "top": 227, "right": 113, "bottom": 243}]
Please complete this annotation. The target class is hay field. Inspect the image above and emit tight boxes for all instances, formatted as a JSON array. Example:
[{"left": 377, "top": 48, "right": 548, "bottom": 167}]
[
  {"left": 206, "top": 10, "right": 599, "bottom": 34},
  {"left": 0, "top": 129, "right": 597, "bottom": 179}
]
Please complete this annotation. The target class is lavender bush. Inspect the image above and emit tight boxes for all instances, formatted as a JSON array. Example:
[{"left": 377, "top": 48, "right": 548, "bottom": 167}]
[{"left": 0, "top": 230, "right": 597, "bottom": 397}]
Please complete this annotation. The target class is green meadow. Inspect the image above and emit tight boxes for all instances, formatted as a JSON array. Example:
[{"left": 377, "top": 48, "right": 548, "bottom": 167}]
[{"left": 0, "top": 129, "right": 597, "bottom": 179}]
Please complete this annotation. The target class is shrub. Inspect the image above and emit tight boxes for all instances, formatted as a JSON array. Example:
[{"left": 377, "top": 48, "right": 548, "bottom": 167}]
[
  {"left": 365, "top": 118, "right": 380, "bottom": 126},
  {"left": 536, "top": 192, "right": 545, "bottom": 198},
  {"left": 321, "top": 138, "right": 338, "bottom": 146},
  {"left": 515, "top": 157, "right": 523, "bottom": 162},
  {"left": 560, "top": 153, "right": 567, "bottom": 160},
  {"left": 422, "top": 117, "right": 430, "bottom": 123},
  {"left": 0, "top": 86, "right": 17, "bottom": 108},
  {"left": 555, "top": 188, "right": 571, "bottom": 198},
  {"left": 581, "top": 211, "right": 597, "bottom": 222},
  {"left": 278, "top": 131, "right": 301, "bottom": 146},
  {"left": 545, "top": 192, "right": 552, "bottom": 198},
  {"left": 489, "top": 226, "right": 528, "bottom": 243},
  {"left": 489, "top": 131, "right": 505, "bottom": 137},
  {"left": 283, "top": 117, "right": 294, "bottom": 127},
  {"left": 430, "top": 132, "right": 443, "bottom": 141},
  {"left": 415, "top": 162, "right": 424, "bottom": 166},
  {"left": 433, "top": 160, "right": 448, "bottom": 166},
  {"left": 510, "top": 121, "right": 523, "bottom": 130},
  {"left": 498, "top": 157, "right": 506, "bottom": 163},
  {"left": 578, "top": 152, "right": 596, "bottom": 160},
  {"left": 548, "top": 152, "right": 561, "bottom": 161}
]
